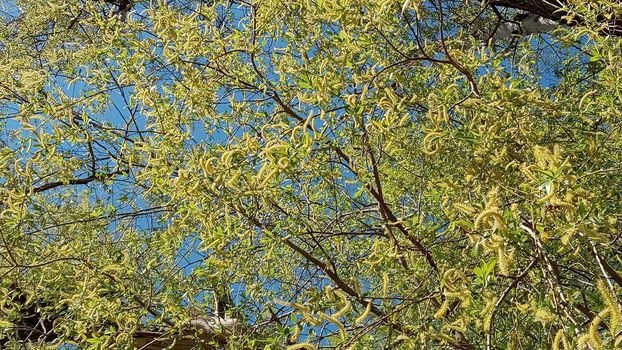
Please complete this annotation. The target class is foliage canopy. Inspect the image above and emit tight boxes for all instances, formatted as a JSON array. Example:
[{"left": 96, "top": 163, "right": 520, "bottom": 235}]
[{"left": 1, "top": 0, "right": 622, "bottom": 349}]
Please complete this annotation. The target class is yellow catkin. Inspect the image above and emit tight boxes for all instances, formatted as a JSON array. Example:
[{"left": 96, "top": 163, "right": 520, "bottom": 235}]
[
  {"left": 579, "top": 90, "right": 596, "bottom": 110},
  {"left": 553, "top": 329, "right": 566, "bottom": 350},
  {"left": 332, "top": 290, "right": 351, "bottom": 318},
  {"left": 260, "top": 124, "right": 271, "bottom": 140},
  {"left": 259, "top": 168, "right": 277, "bottom": 188},
  {"left": 286, "top": 343, "right": 317, "bottom": 350},
  {"left": 589, "top": 309, "right": 610, "bottom": 348},
  {"left": 262, "top": 144, "right": 286, "bottom": 161},
  {"left": 442, "top": 268, "right": 457, "bottom": 284},
  {"left": 364, "top": 255, "right": 383, "bottom": 266},
  {"left": 597, "top": 280, "right": 620, "bottom": 335},
  {"left": 302, "top": 113, "right": 314, "bottom": 133},
  {"left": 302, "top": 313, "right": 322, "bottom": 326},
  {"left": 224, "top": 172, "right": 240, "bottom": 188},
  {"left": 550, "top": 197, "right": 575, "bottom": 212},
  {"left": 445, "top": 290, "right": 469, "bottom": 302},
  {"left": 324, "top": 285, "right": 335, "bottom": 299},
  {"left": 434, "top": 299, "right": 449, "bottom": 319},
  {"left": 538, "top": 182, "right": 557, "bottom": 204},
  {"left": 319, "top": 312, "right": 347, "bottom": 340},
  {"left": 187, "top": 180, "right": 201, "bottom": 193},
  {"left": 289, "top": 324, "right": 301, "bottom": 343},
  {"left": 533, "top": 146, "right": 547, "bottom": 167},
  {"left": 497, "top": 247, "right": 509, "bottom": 275},
  {"left": 275, "top": 300, "right": 311, "bottom": 313},
  {"left": 577, "top": 334, "right": 591, "bottom": 349},
  {"left": 422, "top": 131, "right": 442, "bottom": 155},
  {"left": 355, "top": 301, "right": 372, "bottom": 325},
  {"left": 382, "top": 272, "right": 389, "bottom": 296},
  {"left": 395, "top": 334, "right": 412, "bottom": 344},
  {"left": 293, "top": 303, "right": 311, "bottom": 313},
  {"left": 454, "top": 202, "right": 476, "bottom": 214},
  {"left": 515, "top": 301, "right": 529, "bottom": 313},
  {"left": 504, "top": 160, "right": 518, "bottom": 171},
  {"left": 474, "top": 209, "right": 506, "bottom": 230},
  {"left": 332, "top": 301, "right": 351, "bottom": 318},
  {"left": 562, "top": 333, "right": 571, "bottom": 350},
  {"left": 221, "top": 150, "right": 236, "bottom": 166},
  {"left": 290, "top": 125, "right": 303, "bottom": 140},
  {"left": 277, "top": 157, "right": 290, "bottom": 169},
  {"left": 199, "top": 157, "right": 208, "bottom": 173},
  {"left": 481, "top": 298, "right": 496, "bottom": 333}
]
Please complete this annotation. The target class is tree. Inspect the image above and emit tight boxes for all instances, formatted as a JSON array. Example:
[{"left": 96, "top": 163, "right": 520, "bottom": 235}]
[{"left": 1, "top": 0, "right": 621, "bottom": 349}]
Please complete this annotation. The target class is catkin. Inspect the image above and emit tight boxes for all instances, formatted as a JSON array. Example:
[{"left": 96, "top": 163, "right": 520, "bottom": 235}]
[
  {"left": 332, "top": 290, "right": 351, "bottom": 318},
  {"left": 422, "top": 131, "right": 442, "bottom": 155},
  {"left": 589, "top": 309, "right": 610, "bottom": 348},
  {"left": 286, "top": 343, "right": 316, "bottom": 350},
  {"left": 577, "top": 334, "right": 591, "bottom": 349},
  {"left": 597, "top": 280, "right": 621, "bottom": 335},
  {"left": 497, "top": 247, "right": 510, "bottom": 275},
  {"left": 474, "top": 209, "right": 506, "bottom": 230},
  {"left": 434, "top": 299, "right": 449, "bottom": 319},
  {"left": 277, "top": 157, "right": 290, "bottom": 169},
  {"left": 290, "top": 125, "right": 302, "bottom": 140},
  {"left": 382, "top": 272, "right": 389, "bottom": 296},
  {"left": 332, "top": 301, "right": 351, "bottom": 318},
  {"left": 538, "top": 182, "right": 557, "bottom": 203},
  {"left": 302, "top": 313, "right": 322, "bottom": 326},
  {"left": 552, "top": 329, "right": 567, "bottom": 350},
  {"left": 355, "top": 301, "right": 372, "bottom": 325},
  {"left": 481, "top": 298, "right": 496, "bottom": 333},
  {"left": 289, "top": 324, "right": 301, "bottom": 343},
  {"left": 319, "top": 312, "right": 347, "bottom": 340},
  {"left": 276, "top": 299, "right": 311, "bottom": 313},
  {"left": 259, "top": 168, "right": 277, "bottom": 188},
  {"left": 454, "top": 202, "right": 476, "bottom": 214}
]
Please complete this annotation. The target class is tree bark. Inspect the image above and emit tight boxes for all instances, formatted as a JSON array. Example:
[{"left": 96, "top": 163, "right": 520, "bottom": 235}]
[{"left": 491, "top": 0, "right": 622, "bottom": 37}]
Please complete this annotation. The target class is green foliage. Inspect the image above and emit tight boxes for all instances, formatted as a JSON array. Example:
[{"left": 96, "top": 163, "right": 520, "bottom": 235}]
[{"left": 1, "top": 0, "right": 622, "bottom": 349}]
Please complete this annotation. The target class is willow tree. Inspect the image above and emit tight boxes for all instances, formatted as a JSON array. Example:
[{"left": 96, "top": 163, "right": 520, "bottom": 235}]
[{"left": 1, "top": 0, "right": 622, "bottom": 349}]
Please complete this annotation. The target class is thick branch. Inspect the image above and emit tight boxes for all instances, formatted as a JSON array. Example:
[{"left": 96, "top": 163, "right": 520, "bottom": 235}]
[{"left": 490, "top": 0, "right": 622, "bottom": 37}]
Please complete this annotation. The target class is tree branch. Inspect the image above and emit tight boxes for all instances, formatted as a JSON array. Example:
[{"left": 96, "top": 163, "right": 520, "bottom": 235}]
[{"left": 490, "top": 0, "right": 622, "bottom": 37}]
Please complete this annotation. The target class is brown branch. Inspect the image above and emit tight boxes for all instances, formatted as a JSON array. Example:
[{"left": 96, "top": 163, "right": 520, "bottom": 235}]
[
  {"left": 241, "top": 213, "right": 407, "bottom": 331},
  {"left": 438, "top": 0, "right": 481, "bottom": 97},
  {"left": 486, "top": 258, "right": 537, "bottom": 350},
  {"left": 31, "top": 170, "right": 123, "bottom": 194},
  {"left": 520, "top": 219, "right": 585, "bottom": 342}
]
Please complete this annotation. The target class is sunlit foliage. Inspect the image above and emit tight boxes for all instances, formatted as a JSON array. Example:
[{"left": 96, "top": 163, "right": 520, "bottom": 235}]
[{"left": 1, "top": 0, "right": 621, "bottom": 349}]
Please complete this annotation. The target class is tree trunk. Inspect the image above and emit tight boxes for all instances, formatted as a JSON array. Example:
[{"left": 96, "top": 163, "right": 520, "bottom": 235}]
[{"left": 491, "top": 0, "right": 622, "bottom": 37}]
